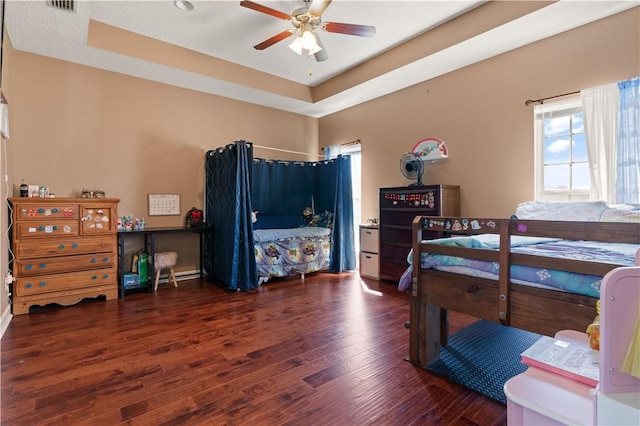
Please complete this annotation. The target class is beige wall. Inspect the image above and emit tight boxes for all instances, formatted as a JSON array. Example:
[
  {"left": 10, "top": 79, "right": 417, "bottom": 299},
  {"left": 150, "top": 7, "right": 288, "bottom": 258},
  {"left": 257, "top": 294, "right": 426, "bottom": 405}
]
[
  {"left": 320, "top": 8, "right": 640, "bottom": 220},
  {"left": 3, "top": 43, "right": 320, "bottom": 294},
  {"left": 1, "top": 26, "right": 15, "bottom": 328},
  {"left": 0, "top": 8, "right": 638, "bottom": 321}
]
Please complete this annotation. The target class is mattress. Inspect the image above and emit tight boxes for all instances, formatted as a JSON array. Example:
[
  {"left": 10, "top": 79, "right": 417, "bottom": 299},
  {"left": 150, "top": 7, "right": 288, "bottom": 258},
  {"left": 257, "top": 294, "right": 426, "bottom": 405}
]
[{"left": 401, "top": 234, "right": 639, "bottom": 298}]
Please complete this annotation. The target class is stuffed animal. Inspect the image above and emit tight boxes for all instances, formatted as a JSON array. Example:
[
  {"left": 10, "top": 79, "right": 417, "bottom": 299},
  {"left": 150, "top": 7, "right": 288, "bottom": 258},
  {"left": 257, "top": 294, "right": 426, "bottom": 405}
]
[
  {"left": 586, "top": 300, "right": 601, "bottom": 351},
  {"left": 309, "top": 211, "right": 334, "bottom": 228},
  {"left": 185, "top": 207, "right": 203, "bottom": 228},
  {"left": 302, "top": 207, "right": 314, "bottom": 225}
]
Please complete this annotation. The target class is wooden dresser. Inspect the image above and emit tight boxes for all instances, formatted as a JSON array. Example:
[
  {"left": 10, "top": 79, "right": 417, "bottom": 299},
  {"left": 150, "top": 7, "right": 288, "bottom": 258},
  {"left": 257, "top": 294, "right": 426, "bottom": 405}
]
[
  {"left": 9, "top": 198, "right": 120, "bottom": 315},
  {"left": 379, "top": 185, "right": 460, "bottom": 282}
]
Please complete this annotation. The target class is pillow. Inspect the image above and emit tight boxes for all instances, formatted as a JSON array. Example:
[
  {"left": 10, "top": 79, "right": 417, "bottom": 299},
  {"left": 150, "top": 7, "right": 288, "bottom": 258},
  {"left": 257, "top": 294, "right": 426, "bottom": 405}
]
[
  {"left": 599, "top": 209, "right": 640, "bottom": 223},
  {"left": 514, "top": 201, "right": 609, "bottom": 221}
]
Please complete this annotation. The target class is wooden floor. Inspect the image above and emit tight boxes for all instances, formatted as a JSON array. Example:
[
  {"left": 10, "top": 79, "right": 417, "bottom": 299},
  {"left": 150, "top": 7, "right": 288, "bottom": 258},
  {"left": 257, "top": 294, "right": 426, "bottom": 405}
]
[{"left": 1, "top": 273, "right": 507, "bottom": 425}]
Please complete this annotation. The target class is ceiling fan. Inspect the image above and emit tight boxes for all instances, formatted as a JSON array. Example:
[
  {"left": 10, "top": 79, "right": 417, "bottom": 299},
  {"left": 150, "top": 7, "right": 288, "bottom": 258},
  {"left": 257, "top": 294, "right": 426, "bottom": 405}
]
[{"left": 240, "top": 0, "right": 376, "bottom": 62}]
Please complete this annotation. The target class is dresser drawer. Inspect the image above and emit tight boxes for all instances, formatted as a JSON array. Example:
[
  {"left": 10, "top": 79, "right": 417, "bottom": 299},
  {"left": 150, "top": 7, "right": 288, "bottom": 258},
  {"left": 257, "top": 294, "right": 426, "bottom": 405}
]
[
  {"left": 80, "top": 204, "right": 117, "bottom": 235},
  {"left": 15, "top": 253, "right": 116, "bottom": 277},
  {"left": 13, "top": 204, "right": 79, "bottom": 220},
  {"left": 15, "top": 220, "right": 79, "bottom": 239},
  {"left": 14, "top": 267, "right": 117, "bottom": 296},
  {"left": 360, "top": 252, "right": 379, "bottom": 279},
  {"left": 14, "top": 236, "right": 116, "bottom": 259},
  {"left": 360, "top": 226, "right": 379, "bottom": 254}
]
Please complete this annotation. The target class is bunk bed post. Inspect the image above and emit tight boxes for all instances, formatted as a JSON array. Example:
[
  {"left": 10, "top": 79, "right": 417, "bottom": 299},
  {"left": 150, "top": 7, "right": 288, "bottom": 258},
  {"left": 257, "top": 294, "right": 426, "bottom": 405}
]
[
  {"left": 409, "top": 216, "right": 443, "bottom": 367},
  {"left": 409, "top": 217, "right": 422, "bottom": 364},
  {"left": 498, "top": 219, "right": 511, "bottom": 325}
]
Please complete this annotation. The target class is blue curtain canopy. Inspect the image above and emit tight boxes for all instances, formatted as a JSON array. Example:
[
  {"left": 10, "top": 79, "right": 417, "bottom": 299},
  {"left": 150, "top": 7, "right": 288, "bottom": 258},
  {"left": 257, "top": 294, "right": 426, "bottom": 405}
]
[
  {"left": 205, "top": 144, "right": 356, "bottom": 290},
  {"left": 252, "top": 159, "right": 313, "bottom": 216},
  {"left": 205, "top": 141, "right": 258, "bottom": 291}
]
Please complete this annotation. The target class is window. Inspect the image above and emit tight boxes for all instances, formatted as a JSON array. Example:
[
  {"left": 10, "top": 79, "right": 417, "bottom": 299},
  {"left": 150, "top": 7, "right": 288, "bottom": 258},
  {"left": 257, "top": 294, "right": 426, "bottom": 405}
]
[{"left": 534, "top": 98, "right": 590, "bottom": 201}]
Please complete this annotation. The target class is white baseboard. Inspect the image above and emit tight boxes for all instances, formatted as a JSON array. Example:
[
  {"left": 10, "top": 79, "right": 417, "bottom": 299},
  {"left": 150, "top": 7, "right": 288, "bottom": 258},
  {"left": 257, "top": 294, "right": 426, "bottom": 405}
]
[
  {"left": 156, "top": 269, "right": 202, "bottom": 284},
  {"left": 0, "top": 304, "right": 13, "bottom": 339}
]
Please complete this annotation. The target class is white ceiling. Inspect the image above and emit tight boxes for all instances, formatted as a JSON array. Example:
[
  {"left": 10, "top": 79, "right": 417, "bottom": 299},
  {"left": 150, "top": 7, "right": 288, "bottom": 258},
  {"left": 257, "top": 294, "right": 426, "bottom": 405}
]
[{"left": 4, "top": 0, "right": 639, "bottom": 117}]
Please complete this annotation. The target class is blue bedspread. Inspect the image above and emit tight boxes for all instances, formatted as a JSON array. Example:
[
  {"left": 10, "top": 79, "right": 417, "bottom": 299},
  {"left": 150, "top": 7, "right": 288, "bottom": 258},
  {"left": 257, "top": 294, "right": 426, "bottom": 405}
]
[{"left": 399, "top": 234, "right": 639, "bottom": 298}]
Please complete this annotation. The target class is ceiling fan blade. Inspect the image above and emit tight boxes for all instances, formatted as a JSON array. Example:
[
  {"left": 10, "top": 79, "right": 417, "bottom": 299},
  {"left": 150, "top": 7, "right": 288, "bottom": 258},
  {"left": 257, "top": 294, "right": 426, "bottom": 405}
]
[
  {"left": 253, "top": 29, "right": 296, "bottom": 50},
  {"left": 323, "top": 22, "right": 376, "bottom": 38},
  {"left": 313, "top": 33, "right": 328, "bottom": 62},
  {"left": 240, "top": 0, "right": 292, "bottom": 21},
  {"left": 308, "top": 0, "right": 332, "bottom": 17}
]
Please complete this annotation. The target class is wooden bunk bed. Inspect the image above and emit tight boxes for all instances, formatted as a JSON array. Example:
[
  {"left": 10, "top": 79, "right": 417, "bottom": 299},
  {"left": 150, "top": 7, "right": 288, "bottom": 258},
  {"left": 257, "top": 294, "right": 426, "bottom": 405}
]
[{"left": 409, "top": 215, "right": 640, "bottom": 368}]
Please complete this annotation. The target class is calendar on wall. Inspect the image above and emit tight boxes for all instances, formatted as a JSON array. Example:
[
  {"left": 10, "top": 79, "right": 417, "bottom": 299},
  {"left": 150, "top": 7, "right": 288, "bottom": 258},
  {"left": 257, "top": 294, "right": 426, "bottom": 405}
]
[{"left": 148, "top": 193, "right": 180, "bottom": 216}]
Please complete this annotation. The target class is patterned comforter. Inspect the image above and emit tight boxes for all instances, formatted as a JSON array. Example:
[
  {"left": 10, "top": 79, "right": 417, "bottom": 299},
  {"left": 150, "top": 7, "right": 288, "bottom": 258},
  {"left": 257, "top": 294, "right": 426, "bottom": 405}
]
[
  {"left": 399, "top": 234, "right": 639, "bottom": 298},
  {"left": 254, "top": 227, "right": 331, "bottom": 280}
]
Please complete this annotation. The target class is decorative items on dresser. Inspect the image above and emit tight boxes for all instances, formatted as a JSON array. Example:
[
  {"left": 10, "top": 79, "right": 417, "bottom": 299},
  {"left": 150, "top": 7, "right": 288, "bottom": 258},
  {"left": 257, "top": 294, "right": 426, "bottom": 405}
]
[
  {"left": 9, "top": 198, "right": 120, "bottom": 315},
  {"left": 359, "top": 224, "right": 379, "bottom": 279},
  {"left": 378, "top": 185, "right": 460, "bottom": 282}
]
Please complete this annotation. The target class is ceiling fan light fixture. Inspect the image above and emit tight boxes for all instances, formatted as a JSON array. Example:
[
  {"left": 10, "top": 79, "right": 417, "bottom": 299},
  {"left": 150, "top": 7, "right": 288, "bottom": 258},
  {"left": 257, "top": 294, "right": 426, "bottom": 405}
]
[
  {"left": 241, "top": 0, "right": 377, "bottom": 62},
  {"left": 289, "top": 36, "right": 303, "bottom": 55},
  {"left": 300, "top": 30, "right": 318, "bottom": 50}
]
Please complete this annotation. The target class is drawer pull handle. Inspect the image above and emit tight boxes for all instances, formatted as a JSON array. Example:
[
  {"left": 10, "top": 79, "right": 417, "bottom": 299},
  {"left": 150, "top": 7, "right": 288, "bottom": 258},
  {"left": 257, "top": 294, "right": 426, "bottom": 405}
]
[
  {"left": 26, "top": 283, "right": 32, "bottom": 289},
  {"left": 91, "top": 275, "right": 97, "bottom": 280},
  {"left": 53, "top": 226, "right": 58, "bottom": 231},
  {"left": 59, "top": 244, "right": 65, "bottom": 249},
  {"left": 365, "top": 255, "right": 372, "bottom": 259},
  {"left": 38, "top": 226, "right": 44, "bottom": 231},
  {"left": 103, "top": 257, "right": 109, "bottom": 262},
  {"left": 52, "top": 208, "right": 58, "bottom": 213},
  {"left": 91, "top": 258, "right": 98, "bottom": 263},
  {"left": 38, "top": 208, "right": 44, "bottom": 213},
  {"left": 39, "top": 282, "right": 46, "bottom": 287},
  {"left": 40, "top": 263, "right": 46, "bottom": 269},
  {"left": 25, "top": 265, "right": 32, "bottom": 270},
  {"left": 467, "top": 285, "right": 480, "bottom": 294},
  {"left": 103, "top": 274, "right": 109, "bottom": 279},
  {"left": 72, "top": 243, "right": 78, "bottom": 249}
]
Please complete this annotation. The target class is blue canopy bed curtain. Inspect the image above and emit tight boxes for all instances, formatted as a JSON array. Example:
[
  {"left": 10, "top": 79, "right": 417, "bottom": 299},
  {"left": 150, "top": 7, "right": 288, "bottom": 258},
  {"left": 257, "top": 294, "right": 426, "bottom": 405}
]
[{"left": 205, "top": 140, "right": 356, "bottom": 291}]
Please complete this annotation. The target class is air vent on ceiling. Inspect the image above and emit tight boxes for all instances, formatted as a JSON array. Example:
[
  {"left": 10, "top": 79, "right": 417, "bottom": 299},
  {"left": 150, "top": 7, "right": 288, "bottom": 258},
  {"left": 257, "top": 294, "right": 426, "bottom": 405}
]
[{"left": 47, "top": 0, "right": 76, "bottom": 13}]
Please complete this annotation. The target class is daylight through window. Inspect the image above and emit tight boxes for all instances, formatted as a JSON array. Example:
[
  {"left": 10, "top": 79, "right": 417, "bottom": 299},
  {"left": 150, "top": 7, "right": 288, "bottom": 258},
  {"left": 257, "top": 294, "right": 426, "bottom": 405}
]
[{"left": 534, "top": 98, "right": 590, "bottom": 201}]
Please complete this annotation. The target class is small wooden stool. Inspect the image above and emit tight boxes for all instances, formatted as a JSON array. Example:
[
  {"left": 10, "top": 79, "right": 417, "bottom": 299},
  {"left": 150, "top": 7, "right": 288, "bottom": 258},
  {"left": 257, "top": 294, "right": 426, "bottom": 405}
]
[{"left": 154, "top": 251, "right": 178, "bottom": 291}]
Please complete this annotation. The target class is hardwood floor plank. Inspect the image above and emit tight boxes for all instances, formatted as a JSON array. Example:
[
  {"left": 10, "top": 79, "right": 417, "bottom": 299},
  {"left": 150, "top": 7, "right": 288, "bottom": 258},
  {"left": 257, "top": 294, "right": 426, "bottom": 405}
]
[{"left": 2, "top": 273, "right": 507, "bottom": 425}]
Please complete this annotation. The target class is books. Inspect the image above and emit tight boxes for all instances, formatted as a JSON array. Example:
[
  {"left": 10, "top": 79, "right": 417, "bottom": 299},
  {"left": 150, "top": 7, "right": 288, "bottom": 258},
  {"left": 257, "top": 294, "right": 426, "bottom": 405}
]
[{"left": 521, "top": 335, "right": 599, "bottom": 387}]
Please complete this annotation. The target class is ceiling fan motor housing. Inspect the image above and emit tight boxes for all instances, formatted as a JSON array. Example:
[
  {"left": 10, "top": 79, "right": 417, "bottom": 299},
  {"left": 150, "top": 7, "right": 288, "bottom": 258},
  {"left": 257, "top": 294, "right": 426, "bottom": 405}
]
[{"left": 291, "top": 7, "right": 322, "bottom": 29}]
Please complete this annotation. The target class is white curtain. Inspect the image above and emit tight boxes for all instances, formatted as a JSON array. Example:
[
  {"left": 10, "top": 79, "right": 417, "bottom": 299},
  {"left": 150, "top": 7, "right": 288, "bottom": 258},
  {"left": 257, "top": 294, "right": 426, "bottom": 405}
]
[
  {"left": 616, "top": 77, "right": 640, "bottom": 204},
  {"left": 581, "top": 83, "right": 618, "bottom": 203}
]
